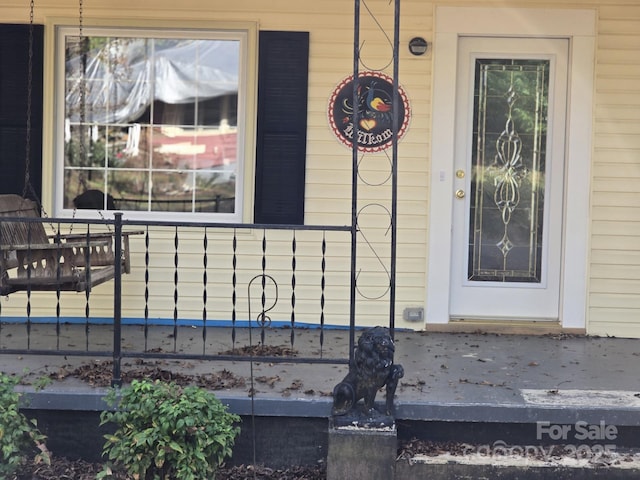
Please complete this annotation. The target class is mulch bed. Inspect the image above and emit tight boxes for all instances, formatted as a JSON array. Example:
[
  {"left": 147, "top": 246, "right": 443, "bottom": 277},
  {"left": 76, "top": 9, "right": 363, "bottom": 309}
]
[
  {"left": 10, "top": 439, "right": 453, "bottom": 479},
  {"left": 13, "top": 438, "right": 640, "bottom": 478},
  {"left": 14, "top": 460, "right": 327, "bottom": 479}
]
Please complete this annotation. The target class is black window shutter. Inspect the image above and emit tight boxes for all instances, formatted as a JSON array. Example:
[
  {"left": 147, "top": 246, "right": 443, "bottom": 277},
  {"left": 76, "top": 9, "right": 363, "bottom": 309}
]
[
  {"left": 254, "top": 31, "right": 309, "bottom": 225},
  {"left": 0, "top": 24, "right": 44, "bottom": 200}
]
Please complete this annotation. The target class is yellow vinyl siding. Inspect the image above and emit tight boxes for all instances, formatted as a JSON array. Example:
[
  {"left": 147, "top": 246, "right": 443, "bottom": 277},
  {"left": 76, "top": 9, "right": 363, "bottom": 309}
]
[{"left": 589, "top": 1, "right": 640, "bottom": 337}]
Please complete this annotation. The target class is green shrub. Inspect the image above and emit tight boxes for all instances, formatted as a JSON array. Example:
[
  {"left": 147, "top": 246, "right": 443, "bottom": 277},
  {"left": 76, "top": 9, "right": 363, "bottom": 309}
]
[
  {"left": 0, "top": 373, "right": 50, "bottom": 477},
  {"left": 100, "top": 379, "right": 240, "bottom": 480}
]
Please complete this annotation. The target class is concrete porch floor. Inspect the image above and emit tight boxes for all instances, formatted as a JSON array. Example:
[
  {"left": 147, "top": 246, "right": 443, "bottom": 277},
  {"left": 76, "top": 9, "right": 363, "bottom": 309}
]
[{"left": 1, "top": 324, "right": 638, "bottom": 436}]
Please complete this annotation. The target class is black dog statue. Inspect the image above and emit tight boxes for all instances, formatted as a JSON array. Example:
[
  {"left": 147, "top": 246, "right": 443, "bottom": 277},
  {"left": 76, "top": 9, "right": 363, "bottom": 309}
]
[{"left": 332, "top": 326, "right": 404, "bottom": 425}]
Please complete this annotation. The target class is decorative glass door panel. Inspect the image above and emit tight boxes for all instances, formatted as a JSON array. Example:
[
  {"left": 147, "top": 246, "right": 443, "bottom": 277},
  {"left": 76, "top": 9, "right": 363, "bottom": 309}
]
[
  {"left": 449, "top": 37, "right": 568, "bottom": 321},
  {"left": 469, "top": 59, "right": 549, "bottom": 283}
]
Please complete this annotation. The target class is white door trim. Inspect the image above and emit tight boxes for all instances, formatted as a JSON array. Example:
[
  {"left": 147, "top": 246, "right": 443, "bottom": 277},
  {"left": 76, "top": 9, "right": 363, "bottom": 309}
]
[{"left": 426, "top": 7, "right": 595, "bottom": 329}]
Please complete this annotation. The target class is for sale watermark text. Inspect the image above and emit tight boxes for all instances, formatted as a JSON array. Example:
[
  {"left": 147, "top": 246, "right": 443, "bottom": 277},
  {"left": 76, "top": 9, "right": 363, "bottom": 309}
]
[{"left": 536, "top": 421, "right": 618, "bottom": 441}]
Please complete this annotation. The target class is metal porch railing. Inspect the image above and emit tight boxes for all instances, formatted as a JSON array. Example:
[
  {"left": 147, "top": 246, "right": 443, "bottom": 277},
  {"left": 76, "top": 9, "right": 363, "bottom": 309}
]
[{"left": 0, "top": 214, "right": 358, "bottom": 386}]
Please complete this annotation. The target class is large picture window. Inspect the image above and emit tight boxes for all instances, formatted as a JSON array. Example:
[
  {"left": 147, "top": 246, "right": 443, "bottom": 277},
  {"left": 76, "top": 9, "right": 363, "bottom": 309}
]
[{"left": 56, "top": 26, "right": 248, "bottom": 220}]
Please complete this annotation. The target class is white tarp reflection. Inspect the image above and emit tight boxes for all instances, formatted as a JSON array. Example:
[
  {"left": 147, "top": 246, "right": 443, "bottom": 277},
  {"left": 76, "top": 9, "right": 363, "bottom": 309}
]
[{"left": 66, "top": 38, "right": 240, "bottom": 124}]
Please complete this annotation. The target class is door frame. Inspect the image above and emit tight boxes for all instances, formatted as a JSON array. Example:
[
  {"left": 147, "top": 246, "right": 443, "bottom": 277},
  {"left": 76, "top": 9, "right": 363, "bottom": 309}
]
[{"left": 426, "top": 7, "right": 595, "bottom": 329}]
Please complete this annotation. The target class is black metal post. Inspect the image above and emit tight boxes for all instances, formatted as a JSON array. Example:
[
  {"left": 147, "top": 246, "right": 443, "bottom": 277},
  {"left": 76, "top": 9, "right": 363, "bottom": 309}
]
[
  {"left": 349, "top": 0, "right": 361, "bottom": 363},
  {"left": 112, "top": 212, "right": 123, "bottom": 387},
  {"left": 389, "top": 0, "right": 400, "bottom": 338}
]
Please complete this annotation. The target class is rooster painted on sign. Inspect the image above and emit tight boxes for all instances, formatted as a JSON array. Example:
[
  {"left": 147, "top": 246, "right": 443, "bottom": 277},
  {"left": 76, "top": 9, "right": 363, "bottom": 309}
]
[{"left": 341, "top": 82, "right": 394, "bottom": 131}]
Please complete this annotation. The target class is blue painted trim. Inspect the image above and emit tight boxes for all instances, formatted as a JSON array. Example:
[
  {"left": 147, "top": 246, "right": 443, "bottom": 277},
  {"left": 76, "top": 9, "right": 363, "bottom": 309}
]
[{"left": 0, "top": 316, "right": 355, "bottom": 330}]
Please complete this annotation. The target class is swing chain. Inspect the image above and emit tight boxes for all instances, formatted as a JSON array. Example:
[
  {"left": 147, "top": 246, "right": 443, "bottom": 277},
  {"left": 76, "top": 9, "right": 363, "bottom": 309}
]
[
  {"left": 22, "top": 0, "right": 35, "bottom": 202},
  {"left": 78, "top": 0, "right": 83, "bottom": 37},
  {"left": 23, "top": 0, "right": 59, "bottom": 236},
  {"left": 74, "top": 0, "right": 111, "bottom": 231},
  {"left": 70, "top": 0, "right": 87, "bottom": 233},
  {"left": 23, "top": 0, "right": 109, "bottom": 237},
  {"left": 77, "top": 0, "right": 88, "bottom": 194}
]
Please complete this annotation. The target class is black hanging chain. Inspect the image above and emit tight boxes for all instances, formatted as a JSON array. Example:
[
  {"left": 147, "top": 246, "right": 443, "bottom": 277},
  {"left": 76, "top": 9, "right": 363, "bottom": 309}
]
[
  {"left": 75, "top": 0, "right": 112, "bottom": 226},
  {"left": 23, "top": 1, "right": 54, "bottom": 233},
  {"left": 22, "top": 0, "right": 36, "bottom": 202},
  {"left": 78, "top": 0, "right": 90, "bottom": 189},
  {"left": 71, "top": 0, "right": 87, "bottom": 231},
  {"left": 78, "top": 0, "right": 85, "bottom": 144},
  {"left": 78, "top": 0, "right": 83, "bottom": 36}
]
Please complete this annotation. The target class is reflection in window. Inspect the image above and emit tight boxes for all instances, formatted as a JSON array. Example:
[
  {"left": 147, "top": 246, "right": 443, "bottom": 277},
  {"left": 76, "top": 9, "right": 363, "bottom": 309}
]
[{"left": 61, "top": 32, "right": 242, "bottom": 215}]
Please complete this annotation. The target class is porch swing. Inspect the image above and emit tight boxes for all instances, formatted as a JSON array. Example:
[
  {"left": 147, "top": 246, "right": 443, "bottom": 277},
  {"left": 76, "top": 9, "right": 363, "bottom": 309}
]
[{"left": 0, "top": 0, "right": 139, "bottom": 296}]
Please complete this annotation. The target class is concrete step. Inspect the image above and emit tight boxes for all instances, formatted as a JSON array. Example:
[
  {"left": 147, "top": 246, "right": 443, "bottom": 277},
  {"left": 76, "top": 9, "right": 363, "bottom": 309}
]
[
  {"left": 395, "top": 423, "right": 640, "bottom": 479},
  {"left": 396, "top": 451, "right": 640, "bottom": 480}
]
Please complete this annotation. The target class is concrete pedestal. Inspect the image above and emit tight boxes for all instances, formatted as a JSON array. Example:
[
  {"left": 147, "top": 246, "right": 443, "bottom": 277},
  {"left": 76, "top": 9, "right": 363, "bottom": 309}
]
[{"left": 327, "top": 422, "right": 397, "bottom": 480}]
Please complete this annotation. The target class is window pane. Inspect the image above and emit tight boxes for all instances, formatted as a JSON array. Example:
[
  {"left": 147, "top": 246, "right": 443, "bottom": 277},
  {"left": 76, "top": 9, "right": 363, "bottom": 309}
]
[
  {"left": 194, "top": 171, "right": 236, "bottom": 213},
  {"left": 63, "top": 31, "right": 241, "bottom": 216},
  {"left": 110, "top": 170, "right": 148, "bottom": 211},
  {"left": 64, "top": 168, "right": 106, "bottom": 209},
  {"left": 468, "top": 59, "right": 549, "bottom": 283}
]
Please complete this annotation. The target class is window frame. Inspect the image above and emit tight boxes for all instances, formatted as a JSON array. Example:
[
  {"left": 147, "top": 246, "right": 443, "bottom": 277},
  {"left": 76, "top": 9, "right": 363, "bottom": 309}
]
[{"left": 47, "top": 18, "right": 258, "bottom": 222}]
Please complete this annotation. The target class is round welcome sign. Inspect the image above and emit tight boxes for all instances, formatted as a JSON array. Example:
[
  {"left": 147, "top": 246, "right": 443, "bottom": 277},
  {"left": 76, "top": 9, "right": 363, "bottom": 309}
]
[{"left": 328, "top": 71, "right": 410, "bottom": 152}]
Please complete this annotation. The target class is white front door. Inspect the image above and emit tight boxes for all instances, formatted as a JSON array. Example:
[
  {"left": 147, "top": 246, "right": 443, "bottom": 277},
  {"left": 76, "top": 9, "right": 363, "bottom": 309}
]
[
  {"left": 449, "top": 37, "right": 569, "bottom": 321},
  {"left": 427, "top": 7, "right": 595, "bottom": 329}
]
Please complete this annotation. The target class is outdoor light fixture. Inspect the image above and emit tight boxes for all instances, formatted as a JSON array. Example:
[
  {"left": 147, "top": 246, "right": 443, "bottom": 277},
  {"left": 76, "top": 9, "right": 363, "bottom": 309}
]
[{"left": 408, "top": 37, "right": 428, "bottom": 56}]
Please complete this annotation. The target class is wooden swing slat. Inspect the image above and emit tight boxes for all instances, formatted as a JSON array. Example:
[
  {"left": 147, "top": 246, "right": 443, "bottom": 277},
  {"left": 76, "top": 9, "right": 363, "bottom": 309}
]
[
  {"left": 0, "top": 194, "right": 137, "bottom": 295},
  {"left": 0, "top": 239, "right": 111, "bottom": 251}
]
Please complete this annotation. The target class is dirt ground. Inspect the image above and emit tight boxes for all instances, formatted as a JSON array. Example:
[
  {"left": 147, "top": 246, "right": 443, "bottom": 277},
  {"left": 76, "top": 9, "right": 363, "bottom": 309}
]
[
  {"left": 14, "top": 459, "right": 327, "bottom": 480},
  {"left": 17, "top": 438, "right": 639, "bottom": 479}
]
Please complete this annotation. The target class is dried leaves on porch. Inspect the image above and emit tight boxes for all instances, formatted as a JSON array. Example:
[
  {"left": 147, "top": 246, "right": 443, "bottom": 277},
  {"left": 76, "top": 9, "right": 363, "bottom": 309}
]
[{"left": 48, "top": 359, "right": 245, "bottom": 389}]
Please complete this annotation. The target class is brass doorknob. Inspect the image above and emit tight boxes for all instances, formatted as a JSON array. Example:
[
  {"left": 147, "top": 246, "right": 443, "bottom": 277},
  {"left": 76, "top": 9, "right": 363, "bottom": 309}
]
[{"left": 455, "top": 189, "right": 465, "bottom": 199}]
